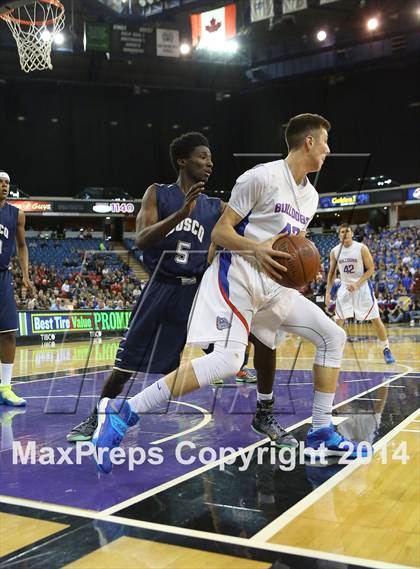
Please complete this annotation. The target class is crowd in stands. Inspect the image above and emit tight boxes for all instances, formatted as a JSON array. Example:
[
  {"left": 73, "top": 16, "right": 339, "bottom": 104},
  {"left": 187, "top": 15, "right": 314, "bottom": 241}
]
[
  {"left": 307, "top": 225, "right": 419, "bottom": 325},
  {"left": 11, "top": 225, "right": 419, "bottom": 325},
  {"left": 12, "top": 237, "right": 146, "bottom": 311},
  {"left": 367, "top": 226, "right": 420, "bottom": 324}
]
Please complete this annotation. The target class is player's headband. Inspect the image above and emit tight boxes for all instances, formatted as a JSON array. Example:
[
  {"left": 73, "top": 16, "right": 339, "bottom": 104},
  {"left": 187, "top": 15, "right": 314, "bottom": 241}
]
[{"left": 0, "top": 172, "right": 10, "bottom": 183}]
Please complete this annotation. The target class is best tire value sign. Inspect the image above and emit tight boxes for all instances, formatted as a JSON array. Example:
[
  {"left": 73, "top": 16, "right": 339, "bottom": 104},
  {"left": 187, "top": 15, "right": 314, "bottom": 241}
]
[{"left": 18, "top": 311, "right": 132, "bottom": 336}]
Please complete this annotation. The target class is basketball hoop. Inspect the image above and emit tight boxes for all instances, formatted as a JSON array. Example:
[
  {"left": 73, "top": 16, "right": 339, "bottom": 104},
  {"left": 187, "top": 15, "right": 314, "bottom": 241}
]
[{"left": 0, "top": 0, "right": 65, "bottom": 73}]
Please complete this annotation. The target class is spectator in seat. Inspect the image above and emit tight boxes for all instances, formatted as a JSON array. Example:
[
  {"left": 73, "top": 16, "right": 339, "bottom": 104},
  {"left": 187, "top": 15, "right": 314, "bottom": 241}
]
[
  {"left": 377, "top": 294, "right": 387, "bottom": 322},
  {"left": 409, "top": 299, "right": 420, "bottom": 327},
  {"left": 388, "top": 303, "right": 405, "bottom": 324},
  {"left": 61, "top": 279, "right": 70, "bottom": 296},
  {"left": 402, "top": 248, "right": 412, "bottom": 266}
]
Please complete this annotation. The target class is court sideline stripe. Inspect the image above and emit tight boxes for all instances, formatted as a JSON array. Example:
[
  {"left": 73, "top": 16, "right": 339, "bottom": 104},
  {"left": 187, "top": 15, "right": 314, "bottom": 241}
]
[
  {"left": 0, "top": 367, "right": 415, "bottom": 569},
  {"left": 3, "top": 367, "right": 415, "bottom": 517},
  {"left": 250, "top": 406, "right": 420, "bottom": 543},
  {"left": 3, "top": 366, "right": 413, "bottom": 519},
  {"left": 12, "top": 368, "right": 111, "bottom": 385},
  {"left": 12, "top": 360, "right": 402, "bottom": 387},
  {"left": 99, "top": 364, "right": 413, "bottom": 516},
  {"left": 0, "top": 498, "right": 413, "bottom": 569},
  {"left": 0, "top": 364, "right": 412, "bottom": 520}
]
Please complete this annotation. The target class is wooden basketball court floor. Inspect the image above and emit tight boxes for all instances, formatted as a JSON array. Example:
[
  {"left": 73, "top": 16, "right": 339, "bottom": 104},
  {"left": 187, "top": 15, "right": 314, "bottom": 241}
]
[{"left": 0, "top": 324, "right": 419, "bottom": 568}]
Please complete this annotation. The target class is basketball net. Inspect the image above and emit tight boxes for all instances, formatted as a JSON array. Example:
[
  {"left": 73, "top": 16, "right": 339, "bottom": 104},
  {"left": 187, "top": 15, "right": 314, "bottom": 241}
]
[{"left": 0, "top": 0, "right": 65, "bottom": 73}]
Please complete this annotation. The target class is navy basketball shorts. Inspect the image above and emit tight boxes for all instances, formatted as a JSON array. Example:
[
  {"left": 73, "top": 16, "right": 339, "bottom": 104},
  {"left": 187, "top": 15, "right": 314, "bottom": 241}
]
[
  {"left": 0, "top": 270, "right": 18, "bottom": 334},
  {"left": 114, "top": 278, "right": 199, "bottom": 374}
]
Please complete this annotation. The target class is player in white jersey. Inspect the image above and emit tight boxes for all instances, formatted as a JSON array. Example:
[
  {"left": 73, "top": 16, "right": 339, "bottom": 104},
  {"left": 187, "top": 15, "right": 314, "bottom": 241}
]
[
  {"left": 326, "top": 224, "right": 395, "bottom": 365},
  {"left": 92, "top": 113, "right": 369, "bottom": 473}
]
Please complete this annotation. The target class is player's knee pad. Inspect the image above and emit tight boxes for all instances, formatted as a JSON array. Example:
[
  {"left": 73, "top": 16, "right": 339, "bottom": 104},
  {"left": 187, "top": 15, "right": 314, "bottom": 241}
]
[
  {"left": 191, "top": 342, "right": 246, "bottom": 388},
  {"left": 314, "top": 322, "right": 346, "bottom": 368}
]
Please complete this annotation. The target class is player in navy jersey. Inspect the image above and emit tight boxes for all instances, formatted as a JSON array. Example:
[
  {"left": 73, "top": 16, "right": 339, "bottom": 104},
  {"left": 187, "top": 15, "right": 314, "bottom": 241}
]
[
  {"left": 67, "top": 133, "right": 282, "bottom": 443},
  {"left": 0, "top": 171, "right": 30, "bottom": 406}
]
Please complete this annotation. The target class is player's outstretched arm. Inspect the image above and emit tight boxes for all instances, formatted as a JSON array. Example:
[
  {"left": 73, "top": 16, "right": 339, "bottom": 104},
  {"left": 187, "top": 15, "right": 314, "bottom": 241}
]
[
  {"left": 325, "top": 250, "right": 337, "bottom": 305},
  {"left": 16, "top": 209, "right": 30, "bottom": 289},
  {"left": 135, "top": 182, "right": 204, "bottom": 250},
  {"left": 211, "top": 207, "right": 291, "bottom": 282}
]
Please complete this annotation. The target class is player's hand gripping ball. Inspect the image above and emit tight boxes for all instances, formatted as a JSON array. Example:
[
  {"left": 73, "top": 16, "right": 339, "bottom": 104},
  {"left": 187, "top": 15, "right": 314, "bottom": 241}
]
[{"left": 272, "top": 235, "right": 321, "bottom": 289}]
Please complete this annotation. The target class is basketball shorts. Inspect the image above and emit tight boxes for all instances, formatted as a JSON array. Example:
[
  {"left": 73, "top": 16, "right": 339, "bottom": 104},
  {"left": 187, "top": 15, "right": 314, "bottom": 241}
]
[
  {"left": 0, "top": 270, "right": 18, "bottom": 334},
  {"left": 114, "top": 276, "right": 200, "bottom": 375},
  {"left": 335, "top": 281, "right": 379, "bottom": 321},
  {"left": 187, "top": 252, "right": 301, "bottom": 349}
]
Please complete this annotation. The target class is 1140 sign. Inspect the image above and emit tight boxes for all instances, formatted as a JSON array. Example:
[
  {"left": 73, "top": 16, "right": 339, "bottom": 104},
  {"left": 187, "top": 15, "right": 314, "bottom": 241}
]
[{"left": 111, "top": 202, "right": 135, "bottom": 214}]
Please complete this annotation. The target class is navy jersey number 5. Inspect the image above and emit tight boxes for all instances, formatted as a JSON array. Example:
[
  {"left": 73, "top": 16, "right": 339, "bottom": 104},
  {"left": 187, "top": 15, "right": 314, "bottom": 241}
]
[{"left": 143, "top": 183, "right": 222, "bottom": 278}]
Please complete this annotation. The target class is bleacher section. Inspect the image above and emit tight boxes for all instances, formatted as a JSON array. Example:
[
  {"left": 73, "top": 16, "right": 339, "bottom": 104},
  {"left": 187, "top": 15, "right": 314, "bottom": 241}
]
[
  {"left": 309, "top": 233, "right": 339, "bottom": 268},
  {"left": 123, "top": 238, "right": 143, "bottom": 264},
  {"left": 27, "top": 238, "right": 107, "bottom": 273},
  {"left": 13, "top": 237, "right": 143, "bottom": 311}
]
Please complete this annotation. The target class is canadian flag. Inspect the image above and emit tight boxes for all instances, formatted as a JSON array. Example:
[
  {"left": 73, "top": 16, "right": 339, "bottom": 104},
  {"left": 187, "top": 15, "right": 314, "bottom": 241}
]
[{"left": 190, "top": 4, "right": 236, "bottom": 48}]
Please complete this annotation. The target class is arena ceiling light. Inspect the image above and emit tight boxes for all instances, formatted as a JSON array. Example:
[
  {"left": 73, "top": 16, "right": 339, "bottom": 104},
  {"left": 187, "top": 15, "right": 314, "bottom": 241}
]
[
  {"left": 197, "top": 38, "right": 239, "bottom": 55},
  {"left": 367, "top": 17, "right": 379, "bottom": 31},
  {"left": 316, "top": 30, "right": 327, "bottom": 42},
  {"left": 180, "top": 43, "right": 191, "bottom": 55},
  {"left": 225, "top": 40, "right": 238, "bottom": 54},
  {"left": 40, "top": 29, "right": 51, "bottom": 42},
  {"left": 197, "top": 37, "right": 223, "bottom": 51},
  {"left": 53, "top": 32, "right": 65, "bottom": 46},
  {"left": 40, "top": 29, "right": 65, "bottom": 46}
]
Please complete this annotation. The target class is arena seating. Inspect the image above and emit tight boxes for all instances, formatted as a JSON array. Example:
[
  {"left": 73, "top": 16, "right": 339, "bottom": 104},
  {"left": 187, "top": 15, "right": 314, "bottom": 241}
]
[
  {"left": 11, "top": 226, "right": 418, "bottom": 322},
  {"left": 309, "top": 233, "right": 339, "bottom": 267},
  {"left": 27, "top": 238, "right": 106, "bottom": 275},
  {"left": 12, "top": 237, "right": 143, "bottom": 311},
  {"left": 123, "top": 238, "right": 144, "bottom": 265}
]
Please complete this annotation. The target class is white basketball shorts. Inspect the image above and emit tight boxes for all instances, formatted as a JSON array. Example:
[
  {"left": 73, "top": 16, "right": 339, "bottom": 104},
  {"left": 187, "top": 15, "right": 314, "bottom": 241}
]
[
  {"left": 187, "top": 252, "right": 300, "bottom": 349},
  {"left": 335, "top": 280, "right": 379, "bottom": 321}
]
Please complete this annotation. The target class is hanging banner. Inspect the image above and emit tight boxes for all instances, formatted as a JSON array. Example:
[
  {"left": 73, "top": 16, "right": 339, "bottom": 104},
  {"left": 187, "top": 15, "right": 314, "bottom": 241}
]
[
  {"left": 190, "top": 4, "right": 236, "bottom": 47},
  {"left": 84, "top": 22, "right": 110, "bottom": 52},
  {"left": 250, "top": 0, "right": 274, "bottom": 23},
  {"left": 156, "top": 29, "right": 180, "bottom": 57},
  {"left": 112, "top": 24, "right": 154, "bottom": 55},
  {"left": 282, "top": 0, "right": 307, "bottom": 14}
]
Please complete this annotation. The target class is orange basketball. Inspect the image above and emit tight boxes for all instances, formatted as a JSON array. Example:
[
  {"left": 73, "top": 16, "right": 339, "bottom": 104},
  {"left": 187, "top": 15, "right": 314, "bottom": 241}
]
[{"left": 272, "top": 234, "right": 320, "bottom": 289}]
